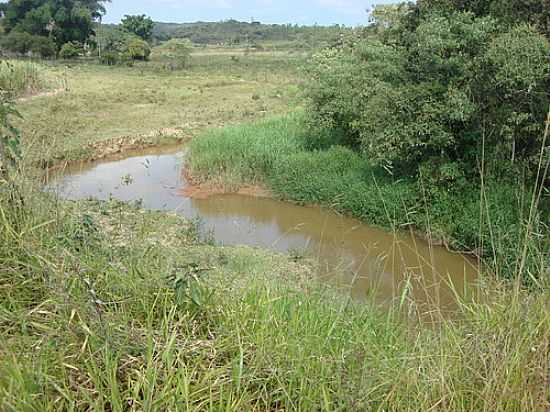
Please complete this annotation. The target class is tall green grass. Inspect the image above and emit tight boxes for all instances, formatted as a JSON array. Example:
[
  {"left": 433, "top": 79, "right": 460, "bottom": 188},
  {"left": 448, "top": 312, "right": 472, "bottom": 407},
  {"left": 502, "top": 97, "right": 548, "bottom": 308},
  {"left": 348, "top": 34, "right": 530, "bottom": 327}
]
[
  {"left": 189, "top": 114, "right": 548, "bottom": 283},
  {"left": 0, "top": 183, "right": 548, "bottom": 410},
  {"left": 0, "top": 60, "right": 49, "bottom": 98}
]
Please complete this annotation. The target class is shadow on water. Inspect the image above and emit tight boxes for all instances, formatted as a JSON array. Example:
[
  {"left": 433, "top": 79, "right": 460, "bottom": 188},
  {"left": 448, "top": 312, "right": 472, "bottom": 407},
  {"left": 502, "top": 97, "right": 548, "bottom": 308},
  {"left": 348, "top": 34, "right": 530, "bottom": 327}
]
[{"left": 45, "top": 146, "right": 480, "bottom": 316}]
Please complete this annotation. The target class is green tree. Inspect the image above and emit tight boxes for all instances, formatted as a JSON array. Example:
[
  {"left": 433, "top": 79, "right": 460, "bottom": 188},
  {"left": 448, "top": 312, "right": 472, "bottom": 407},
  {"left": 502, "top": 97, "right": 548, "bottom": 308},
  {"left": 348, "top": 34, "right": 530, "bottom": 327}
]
[
  {"left": 121, "top": 14, "right": 154, "bottom": 41},
  {"left": 0, "top": 0, "right": 110, "bottom": 49},
  {"left": 96, "top": 26, "right": 151, "bottom": 63},
  {"left": 413, "top": 0, "right": 550, "bottom": 36},
  {"left": 305, "top": 9, "right": 549, "bottom": 179}
]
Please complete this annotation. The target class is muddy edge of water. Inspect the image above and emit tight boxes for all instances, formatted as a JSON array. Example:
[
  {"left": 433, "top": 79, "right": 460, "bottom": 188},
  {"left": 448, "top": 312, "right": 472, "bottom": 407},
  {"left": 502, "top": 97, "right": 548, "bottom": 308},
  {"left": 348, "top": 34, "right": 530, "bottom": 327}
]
[{"left": 46, "top": 145, "right": 481, "bottom": 314}]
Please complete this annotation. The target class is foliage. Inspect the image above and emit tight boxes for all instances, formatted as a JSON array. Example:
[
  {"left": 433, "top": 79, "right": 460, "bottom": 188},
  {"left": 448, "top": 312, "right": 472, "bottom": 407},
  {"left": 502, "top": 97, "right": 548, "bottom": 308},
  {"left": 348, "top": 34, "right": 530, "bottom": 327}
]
[
  {"left": 126, "top": 37, "right": 151, "bottom": 61},
  {"left": 99, "top": 50, "right": 117, "bottom": 65},
  {"left": 121, "top": 14, "right": 154, "bottom": 41},
  {"left": 305, "top": 7, "right": 550, "bottom": 179},
  {"left": 0, "top": 93, "right": 21, "bottom": 179},
  {"left": 0, "top": 0, "right": 109, "bottom": 49},
  {"left": 29, "top": 34, "right": 56, "bottom": 57},
  {"left": 414, "top": 0, "right": 550, "bottom": 36},
  {"left": 97, "top": 26, "right": 151, "bottom": 63},
  {"left": 154, "top": 38, "right": 193, "bottom": 69},
  {"left": 0, "top": 31, "right": 56, "bottom": 57},
  {"left": 59, "top": 41, "right": 82, "bottom": 59},
  {"left": 0, "top": 60, "right": 48, "bottom": 98}
]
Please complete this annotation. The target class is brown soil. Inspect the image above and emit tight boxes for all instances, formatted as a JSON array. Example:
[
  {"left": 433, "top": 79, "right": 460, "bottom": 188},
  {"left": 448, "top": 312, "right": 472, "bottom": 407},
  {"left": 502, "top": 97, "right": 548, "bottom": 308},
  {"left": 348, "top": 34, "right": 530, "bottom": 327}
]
[
  {"left": 182, "top": 183, "right": 272, "bottom": 199},
  {"left": 17, "top": 88, "right": 65, "bottom": 102},
  {"left": 86, "top": 128, "right": 191, "bottom": 161},
  {"left": 46, "top": 129, "right": 192, "bottom": 172},
  {"left": 181, "top": 168, "right": 272, "bottom": 199}
]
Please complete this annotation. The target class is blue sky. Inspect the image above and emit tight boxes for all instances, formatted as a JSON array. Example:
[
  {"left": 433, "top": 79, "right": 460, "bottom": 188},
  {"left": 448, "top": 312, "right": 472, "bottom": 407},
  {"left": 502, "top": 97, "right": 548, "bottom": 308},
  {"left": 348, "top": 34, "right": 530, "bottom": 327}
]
[{"left": 103, "top": 0, "right": 402, "bottom": 26}]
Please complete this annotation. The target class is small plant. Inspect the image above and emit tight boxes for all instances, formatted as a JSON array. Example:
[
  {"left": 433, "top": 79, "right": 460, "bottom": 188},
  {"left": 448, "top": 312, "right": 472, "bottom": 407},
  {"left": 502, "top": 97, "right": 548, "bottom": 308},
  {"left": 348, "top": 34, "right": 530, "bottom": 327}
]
[
  {"left": 100, "top": 51, "right": 119, "bottom": 66},
  {"left": 168, "top": 262, "right": 213, "bottom": 312},
  {"left": 0, "top": 92, "right": 22, "bottom": 181},
  {"left": 59, "top": 42, "right": 82, "bottom": 59},
  {"left": 127, "top": 38, "right": 151, "bottom": 61}
]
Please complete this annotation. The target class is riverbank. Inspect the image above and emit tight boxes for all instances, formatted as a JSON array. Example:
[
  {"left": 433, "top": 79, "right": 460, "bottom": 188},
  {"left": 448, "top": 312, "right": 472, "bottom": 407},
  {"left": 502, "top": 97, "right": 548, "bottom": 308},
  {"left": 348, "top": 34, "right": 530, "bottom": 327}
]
[
  {"left": 187, "top": 114, "right": 548, "bottom": 283},
  {"left": 1, "top": 188, "right": 549, "bottom": 410}
]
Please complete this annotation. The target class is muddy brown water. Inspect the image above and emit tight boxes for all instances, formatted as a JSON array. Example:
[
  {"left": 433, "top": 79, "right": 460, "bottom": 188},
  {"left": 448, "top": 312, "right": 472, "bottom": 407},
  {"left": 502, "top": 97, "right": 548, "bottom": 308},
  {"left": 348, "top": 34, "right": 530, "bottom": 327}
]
[{"left": 46, "top": 146, "right": 480, "bottom": 315}]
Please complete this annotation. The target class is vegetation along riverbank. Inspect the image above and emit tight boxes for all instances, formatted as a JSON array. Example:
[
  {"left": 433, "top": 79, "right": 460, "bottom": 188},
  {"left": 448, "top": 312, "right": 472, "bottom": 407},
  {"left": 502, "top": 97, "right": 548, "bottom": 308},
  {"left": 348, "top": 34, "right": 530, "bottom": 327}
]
[{"left": 1, "top": 0, "right": 549, "bottom": 410}]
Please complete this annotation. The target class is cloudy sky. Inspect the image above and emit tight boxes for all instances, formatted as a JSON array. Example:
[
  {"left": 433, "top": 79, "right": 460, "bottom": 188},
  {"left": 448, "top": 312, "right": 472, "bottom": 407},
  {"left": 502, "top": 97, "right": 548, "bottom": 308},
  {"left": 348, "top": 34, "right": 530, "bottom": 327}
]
[{"left": 103, "top": 0, "right": 401, "bottom": 26}]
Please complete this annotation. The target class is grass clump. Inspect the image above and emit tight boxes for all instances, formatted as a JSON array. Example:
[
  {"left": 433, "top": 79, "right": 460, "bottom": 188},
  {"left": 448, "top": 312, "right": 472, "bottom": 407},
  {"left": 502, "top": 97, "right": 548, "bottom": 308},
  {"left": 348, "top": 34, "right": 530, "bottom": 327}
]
[
  {"left": 188, "top": 114, "right": 548, "bottom": 283},
  {"left": 189, "top": 114, "right": 305, "bottom": 188}
]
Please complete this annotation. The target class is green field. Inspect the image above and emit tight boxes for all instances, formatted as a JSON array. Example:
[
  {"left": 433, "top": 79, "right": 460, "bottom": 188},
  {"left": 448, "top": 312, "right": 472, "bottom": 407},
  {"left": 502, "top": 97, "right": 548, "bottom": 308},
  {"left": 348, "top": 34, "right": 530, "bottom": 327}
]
[{"left": 14, "top": 49, "right": 302, "bottom": 167}]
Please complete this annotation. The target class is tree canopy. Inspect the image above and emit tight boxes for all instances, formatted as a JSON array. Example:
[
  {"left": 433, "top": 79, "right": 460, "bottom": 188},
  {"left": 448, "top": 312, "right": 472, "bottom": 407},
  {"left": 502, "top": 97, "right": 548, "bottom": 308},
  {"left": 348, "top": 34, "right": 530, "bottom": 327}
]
[
  {"left": 413, "top": 0, "right": 550, "bottom": 36},
  {"left": 121, "top": 14, "right": 154, "bottom": 41},
  {"left": 305, "top": 0, "right": 549, "bottom": 181},
  {"left": 0, "top": 0, "right": 110, "bottom": 49}
]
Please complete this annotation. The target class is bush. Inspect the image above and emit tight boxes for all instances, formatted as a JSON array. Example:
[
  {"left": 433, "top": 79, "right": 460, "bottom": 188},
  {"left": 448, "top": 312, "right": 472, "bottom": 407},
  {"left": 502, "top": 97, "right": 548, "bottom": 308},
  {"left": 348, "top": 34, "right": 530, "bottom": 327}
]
[
  {"left": 155, "top": 39, "right": 193, "bottom": 69},
  {"left": 59, "top": 42, "right": 81, "bottom": 59},
  {"left": 29, "top": 36, "right": 56, "bottom": 58},
  {"left": 0, "top": 31, "right": 34, "bottom": 54},
  {"left": 305, "top": 10, "right": 550, "bottom": 179},
  {"left": 0, "top": 32, "right": 56, "bottom": 58},
  {"left": 100, "top": 51, "right": 118, "bottom": 66},
  {"left": 127, "top": 38, "right": 151, "bottom": 61}
]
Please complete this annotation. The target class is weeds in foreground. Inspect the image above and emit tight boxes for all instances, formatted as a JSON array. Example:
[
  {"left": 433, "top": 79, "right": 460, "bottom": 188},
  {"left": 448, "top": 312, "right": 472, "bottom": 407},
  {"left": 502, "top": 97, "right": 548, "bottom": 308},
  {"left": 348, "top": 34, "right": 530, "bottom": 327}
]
[{"left": 0, "top": 190, "right": 548, "bottom": 411}]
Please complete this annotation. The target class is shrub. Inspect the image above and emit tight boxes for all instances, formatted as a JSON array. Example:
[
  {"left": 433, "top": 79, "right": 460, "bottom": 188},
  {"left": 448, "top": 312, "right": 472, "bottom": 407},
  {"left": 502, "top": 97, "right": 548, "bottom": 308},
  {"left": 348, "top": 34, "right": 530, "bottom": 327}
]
[
  {"left": 59, "top": 42, "right": 82, "bottom": 59},
  {"left": 127, "top": 38, "right": 151, "bottom": 61},
  {"left": 29, "top": 36, "right": 56, "bottom": 58},
  {"left": 0, "top": 32, "right": 56, "bottom": 58},
  {"left": 0, "top": 31, "right": 34, "bottom": 54},
  {"left": 100, "top": 51, "right": 118, "bottom": 66},
  {"left": 155, "top": 39, "right": 193, "bottom": 69},
  {"left": 305, "top": 12, "right": 549, "bottom": 179}
]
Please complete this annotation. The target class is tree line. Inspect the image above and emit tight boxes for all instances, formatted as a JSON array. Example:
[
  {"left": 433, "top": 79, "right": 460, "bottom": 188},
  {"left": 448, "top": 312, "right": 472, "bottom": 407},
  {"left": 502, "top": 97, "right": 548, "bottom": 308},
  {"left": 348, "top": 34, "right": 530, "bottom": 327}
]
[{"left": 0, "top": 0, "right": 157, "bottom": 61}]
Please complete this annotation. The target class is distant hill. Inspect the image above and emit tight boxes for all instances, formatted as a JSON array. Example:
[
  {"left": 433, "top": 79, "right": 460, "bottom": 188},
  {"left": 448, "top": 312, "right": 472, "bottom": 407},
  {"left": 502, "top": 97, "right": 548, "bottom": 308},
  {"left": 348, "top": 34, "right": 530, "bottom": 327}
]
[{"left": 151, "top": 20, "right": 349, "bottom": 47}]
